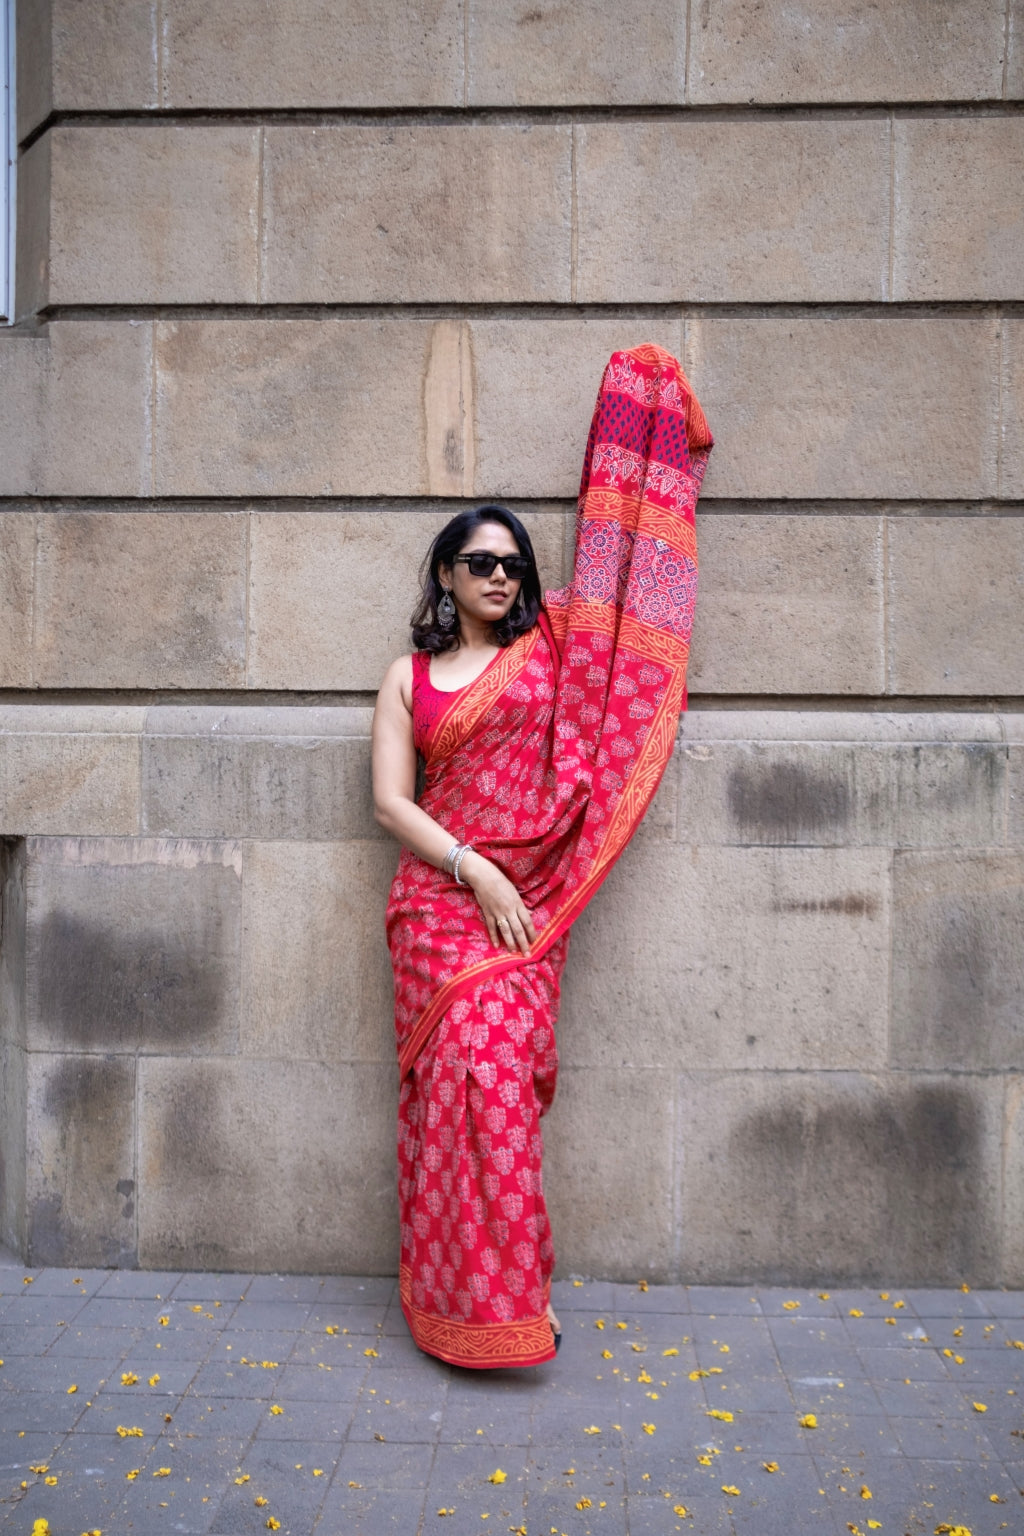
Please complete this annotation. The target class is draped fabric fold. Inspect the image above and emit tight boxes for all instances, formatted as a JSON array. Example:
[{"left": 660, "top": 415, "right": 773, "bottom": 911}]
[{"left": 386, "top": 345, "right": 712, "bottom": 1368}]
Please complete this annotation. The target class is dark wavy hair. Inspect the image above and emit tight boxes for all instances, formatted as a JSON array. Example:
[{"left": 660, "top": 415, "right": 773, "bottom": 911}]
[{"left": 411, "top": 505, "right": 543, "bottom": 654}]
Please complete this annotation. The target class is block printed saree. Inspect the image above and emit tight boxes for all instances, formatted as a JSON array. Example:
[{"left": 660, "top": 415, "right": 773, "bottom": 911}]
[{"left": 386, "top": 345, "right": 713, "bottom": 1368}]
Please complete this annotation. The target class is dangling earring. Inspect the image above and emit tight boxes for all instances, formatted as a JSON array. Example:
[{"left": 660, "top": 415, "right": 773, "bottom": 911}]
[{"left": 437, "top": 588, "right": 456, "bottom": 629}]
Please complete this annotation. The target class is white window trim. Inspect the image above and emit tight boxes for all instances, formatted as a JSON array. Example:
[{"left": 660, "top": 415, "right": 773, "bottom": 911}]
[{"left": 0, "top": 0, "right": 14, "bottom": 324}]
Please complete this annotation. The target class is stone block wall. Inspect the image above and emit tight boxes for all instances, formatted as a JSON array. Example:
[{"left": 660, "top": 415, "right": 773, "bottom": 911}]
[{"left": 0, "top": 0, "right": 1021, "bottom": 1283}]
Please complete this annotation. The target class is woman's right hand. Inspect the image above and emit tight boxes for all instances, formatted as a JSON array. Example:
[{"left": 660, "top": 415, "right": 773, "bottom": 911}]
[{"left": 460, "top": 851, "right": 537, "bottom": 956}]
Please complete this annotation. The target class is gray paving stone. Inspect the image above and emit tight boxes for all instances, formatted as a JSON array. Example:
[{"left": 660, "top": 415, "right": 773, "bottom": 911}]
[
  {"left": 550, "top": 1277, "right": 618, "bottom": 1310},
  {"left": 1, "top": 1388, "right": 86, "bottom": 1434},
  {"left": 890, "top": 1413, "right": 1003, "bottom": 1461},
  {"left": 226, "top": 1299, "right": 314, "bottom": 1332},
  {"left": 72, "top": 1294, "right": 165, "bottom": 1328},
  {"left": 6, "top": 1293, "right": 89, "bottom": 1325},
  {"left": 189, "top": 1360, "right": 286, "bottom": 1399},
  {"left": 0, "top": 1322, "right": 64, "bottom": 1353},
  {"left": 96, "top": 1267, "right": 184, "bottom": 1297},
  {"left": 272, "top": 1362, "right": 367, "bottom": 1405},
  {"left": 130, "top": 1325, "right": 220, "bottom": 1360},
  {"left": 254, "top": 1396, "right": 358, "bottom": 1441},
  {"left": 172, "top": 1273, "right": 254, "bottom": 1301},
  {"left": 972, "top": 1289, "right": 1024, "bottom": 1318},
  {"left": 167, "top": 1394, "right": 266, "bottom": 1439},
  {"left": 244, "top": 1275, "right": 324, "bottom": 1304},
  {"left": 855, "top": 1342, "right": 955, "bottom": 1381},
  {"left": 900, "top": 1286, "right": 995, "bottom": 1318},
  {"left": 58, "top": 1394, "right": 172, "bottom": 1436},
  {"left": 43, "top": 1322, "right": 142, "bottom": 1360},
  {"left": 335, "top": 1435, "right": 434, "bottom": 1489},
  {"left": 303, "top": 1301, "right": 387, "bottom": 1335},
  {"left": 19, "top": 1268, "right": 109, "bottom": 1297},
  {"left": 212, "top": 1441, "right": 337, "bottom": 1534},
  {"left": 316, "top": 1274, "right": 396, "bottom": 1305},
  {"left": 313, "top": 1484, "right": 426, "bottom": 1533}
]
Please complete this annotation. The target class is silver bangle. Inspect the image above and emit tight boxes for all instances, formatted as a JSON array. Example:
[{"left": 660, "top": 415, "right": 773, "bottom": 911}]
[
  {"left": 452, "top": 845, "right": 472, "bottom": 885},
  {"left": 441, "top": 842, "right": 461, "bottom": 876}
]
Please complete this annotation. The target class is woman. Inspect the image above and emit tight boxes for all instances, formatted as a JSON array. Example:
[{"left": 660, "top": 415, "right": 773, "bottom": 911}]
[{"left": 372, "top": 345, "right": 712, "bottom": 1369}]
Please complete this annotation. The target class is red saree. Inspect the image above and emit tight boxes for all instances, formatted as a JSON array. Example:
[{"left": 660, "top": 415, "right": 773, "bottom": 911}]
[{"left": 387, "top": 345, "right": 712, "bottom": 1368}]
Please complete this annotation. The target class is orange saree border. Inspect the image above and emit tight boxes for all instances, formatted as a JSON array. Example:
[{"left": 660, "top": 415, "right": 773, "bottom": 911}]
[{"left": 399, "top": 1264, "right": 555, "bottom": 1369}]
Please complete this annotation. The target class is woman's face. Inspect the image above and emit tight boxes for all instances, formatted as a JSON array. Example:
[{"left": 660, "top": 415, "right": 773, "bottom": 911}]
[{"left": 441, "top": 521, "right": 525, "bottom": 629}]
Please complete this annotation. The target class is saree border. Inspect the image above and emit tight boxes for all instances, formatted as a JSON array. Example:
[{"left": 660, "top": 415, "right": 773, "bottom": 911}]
[
  {"left": 399, "top": 1264, "right": 555, "bottom": 1369},
  {"left": 425, "top": 626, "right": 540, "bottom": 767}
]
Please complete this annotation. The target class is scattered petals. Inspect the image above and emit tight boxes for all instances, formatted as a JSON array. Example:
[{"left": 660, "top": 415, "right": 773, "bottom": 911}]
[
  {"left": 31, "top": 1522, "right": 49, "bottom": 1536},
  {"left": 935, "top": 1527, "right": 973, "bottom": 1535},
  {"left": 615, "top": 1322, "right": 628, "bottom": 1330},
  {"left": 148, "top": 1374, "right": 160, "bottom": 1387},
  {"left": 782, "top": 1301, "right": 800, "bottom": 1311},
  {"left": 868, "top": 1523, "right": 883, "bottom": 1530},
  {"left": 265, "top": 1520, "right": 281, "bottom": 1531},
  {"left": 989, "top": 1494, "right": 1005, "bottom": 1504},
  {"left": 595, "top": 1320, "right": 605, "bottom": 1330},
  {"left": 120, "top": 1373, "right": 138, "bottom": 1386},
  {"left": 313, "top": 1469, "right": 324, "bottom": 1477},
  {"left": 45, "top": 1476, "right": 58, "bottom": 1486},
  {"left": 630, "top": 1342, "right": 646, "bottom": 1353},
  {"left": 763, "top": 1462, "right": 779, "bottom": 1473},
  {"left": 583, "top": 1426, "right": 601, "bottom": 1435},
  {"left": 848, "top": 1309, "right": 863, "bottom": 1318},
  {"left": 662, "top": 1347, "right": 679, "bottom": 1356},
  {"left": 722, "top": 1485, "right": 741, "bottom": 1497},
  {"left": 234, "top": 1474, "right": 250, "bottom": 1485},
  {"left": 884, "top": 1318, "right": 896, "bottom": 1326},
  {"left": 690, "top": 1368, "right": 712, "bottom": 1380},
  {"left": 364, "top": 1348, "right": 379, "bottom": 1357},
  {"left": 437, "top": 1508, "right": 455, "bottom": 1517},
  {"left": 30, "top": 1464, "right": 50, "bottom": 1474},
  {"left": 818, "top": 1292, "right": 831, "bottom": 1300},
  {"left": 601, "top": 1349, "right": 613, "bottom": 1359},
  {"left": 673, "top": 1507, "right": 688, "bottom": 1518},
  {"left": 698, "top": 1455, "right": 713, "bottom": 1466},
  {"left": 972, "top": 1402, "right": 988, "bottom": 1413},
  {"left": 116, "top": 1426, "right": 144, "bottom": 1438},
  {"left": 576, "top": 1496, "right": 593, "bottom": 1509},
  {"left": 798, "top": 1414, "right": 818, "bottom": 1429},
  {"left": 269, "top": 1405, "right": 283, "bottom": 1416},
  {"left": 190, "top": 1305, "right": 203, "bottom": 1313},
  {"left": 153, "top": 1468, "right": 171, "bottom": 1478},
  {"left": 158, "top": 1316, "right": 169, "bottom": 1326},
  {"left": 860, "top": 1485, "right": 872, "bottom": 1499},
  {"left": 706, "top": 1410, "right": 734, "bottom": 1423},
  {"left": 125, "top": 1469, "right": 140, "bottom": 1481},
  {"left": 641, "top": 1423, "right": 656, "bottom": 1435},
  {"left": 325, "top": 1325, "right": 338, "bottom": 1335},
  {"left": 254, "top": 1496, "right": 268, "bottom": 1506}
]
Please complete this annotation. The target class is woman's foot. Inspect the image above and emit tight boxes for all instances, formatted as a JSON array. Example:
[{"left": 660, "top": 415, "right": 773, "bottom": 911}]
[{"left": 547, "top": 1302, "right": 562, "bottom": 1353}]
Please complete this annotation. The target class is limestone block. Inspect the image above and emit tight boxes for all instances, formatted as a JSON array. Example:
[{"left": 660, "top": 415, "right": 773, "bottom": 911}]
[
  {"left": 137, "top": 1057, "right": 399, "bottom": 1273},
  {"left": 0, "top": 732, "right": 141, "bottom": 836},
  {"left": 677, "top": 1071, "right": 1003, "bottom": 1284},
  {"left": 887, "top": 517, "right": 1024, "bottom": 695},
  {"left": 153, "top": 320, "right": 431, "bottom": 496},
  {"left": 466, "top": 0, "right": 685, "bottom": 104},
  {"left": 893, "top": 118, "right": 1024, "bottom": 300},
  {"left": 15, "top": 136, "right": 50, "bottom": 321},
  {"left": 49, "top": 126, "right": 260, "bottom": 304},
  {"left": 1001, "top": 319, "right": 1024, "bottom": 497},
  {"left": 263, "top": 124, "right": 571, "bottom": 303},
  {"left": 688, "top": 317, "right": 999, "bottom": 500},
  {"left": 17, "top": 0, "right": 158, "bottom": 138},
  {"left": 32, "top": 511, "right": 247, "bottom": 688},
  {"left": 0, "top": 323, "right": 152, "bottom": 497},
  {"left": 687, "top": 0, "right": 1006, "bottom": 104},
  {"left": 247, "top": 509, "right": 566, "bottom": 690},
  {"left": 1010, "top": 0, "right": 1024, "bottom": 99},
  {"left": 0, "top": 1041, "right": 27, "bottom": 1251},
  {"left": 558, "top": 843, "right": 890, "bottom": 1073},
  {"left": 25, "top": 838, "right": 242, "bottom": 1055},
  {"left": 470, "top": 319, "right": 684, "bottom": 498},
  {"left": 1011, "top": 746, "right": 1024, "bottom": 845},
  {"left": 25, "top": 1052, "right": 137, "bottom": 1268},
  {"left": 576, "top": 121, "right": 888, "bottom": 303},
  {"left": 545, "top": 1068, "right": 676, "bottom": 1282},
  {"left": 0, "top": 837, "right": 27, "bottom": 1048},
  {"left": 677, "top": 735, "right": 1008, "bottom": 850},
  {"left": 1004, "top": 1078, "right": 1024, "bottom": 1286},
  {"left": 689, "top": 514, "right": 884, "bottom": 695},
  {"left": 240, "top": 841, "right": 397, "bottom": 1064},
  {"left": 162, "top": 0, "right": 462, "bottom": 108},
  {"left": 891, "top": 852, "right": 1024, "bottom": 1071},
  {"left": 142, "top": 731, "right": 377, "bottom": 841},
  {"left": 0, "top": 512, "right": 36, "bottom": 687}
]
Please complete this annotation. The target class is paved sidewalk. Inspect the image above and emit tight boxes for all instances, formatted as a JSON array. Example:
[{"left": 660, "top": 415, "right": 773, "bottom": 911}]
[{"left": 0, "top": 1256, "right": 1021, "bottom": 1536}]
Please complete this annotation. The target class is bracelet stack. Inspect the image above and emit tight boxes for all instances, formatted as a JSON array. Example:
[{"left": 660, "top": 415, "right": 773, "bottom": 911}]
[{"left": 442, "top": 841, "right": 472, "bottom": 885}]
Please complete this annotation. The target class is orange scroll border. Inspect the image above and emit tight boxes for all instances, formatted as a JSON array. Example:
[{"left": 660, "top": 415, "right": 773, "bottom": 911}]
[{"left": 399, "top": 1264, "right": 555, "bottom": 1369}]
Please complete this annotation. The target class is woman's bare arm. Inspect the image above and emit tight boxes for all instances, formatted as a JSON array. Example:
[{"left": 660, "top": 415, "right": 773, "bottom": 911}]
[{"left": 372, "top": 655, "right": 537, "bottom": 955}]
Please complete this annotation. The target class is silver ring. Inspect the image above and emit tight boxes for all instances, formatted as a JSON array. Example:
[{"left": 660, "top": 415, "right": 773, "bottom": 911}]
[{"left": 497, "top": 916, "right": 511, "bottom": 930}]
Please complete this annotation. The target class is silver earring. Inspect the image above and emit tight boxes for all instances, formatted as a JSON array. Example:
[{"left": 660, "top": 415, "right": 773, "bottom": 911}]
[{"left": 437, "top": 589, "right": 456, "bottom": 629}]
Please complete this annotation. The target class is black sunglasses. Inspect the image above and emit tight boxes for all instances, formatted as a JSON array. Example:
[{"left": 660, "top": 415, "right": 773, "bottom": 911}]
[{"left": 452, "top": 552, "right": 532, "bottom": 580}]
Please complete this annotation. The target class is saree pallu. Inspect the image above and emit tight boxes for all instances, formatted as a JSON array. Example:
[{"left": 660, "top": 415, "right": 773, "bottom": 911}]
[{"left": 387, "top": 345, "right": 712, "bottom": 1368}]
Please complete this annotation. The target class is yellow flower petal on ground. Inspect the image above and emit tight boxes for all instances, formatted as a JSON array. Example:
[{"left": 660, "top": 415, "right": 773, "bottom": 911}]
[
  {"left": 954, "top": 1355, "right": 965, "bottom": 1365},
  {"left": 879, "top": 1292, "right": 890, "bottom": 1300},
  {"left": 595, "top": 1319, "right": 605, "bottom": 1330},
  {"left": 989, "top": 1493, "right": 1005, "bottom": 1503},
  {"left": 313, "top": 1469, "right": 323, "bottom": 1477},
  {"left": 719, "top": 1344, "right": 730, "bottom": 1353},
  {"left": 630, "top": 1343, "right": 646, "bottom": 1353},
  {"left": 972, "top": 1402, "right": 988, "bottom": 1413},
  {"left": 254, "top": 1496, "right": 268, "bottom": 1506},
  {"left": 860, "top": 1484, "right": 872, "bottom": 1498},
  {"left": 637, "top": 1370, "right": 652, "bottom": 1383},
  {"left": 67, "top": 1384, "right": 77, "bottom": 1394},
  {"left": 782, "top": 1301, "right": 800, "bottom": 1310},
  {"left": 934, "top": 1526, "right": 973, "bottom": 1535},
  {"left": 31, "top": 1521, "right": 49, "bottom": 1535},
  {"left": 583, "top": 1426, "right": 601, "bottom": 1434},
  {"left": 689, "top": 1368, "right": 711, "bottom": 1380},
  {"left": 325, "top": 1325, "right": 338, "bottom": 1335},
  {"left": 848, "top": 1309, "right": 863, "bottom": 1318},
  {"left": 120, "top": 1373, "right": 138, "bottom": 1385},
  {"left": 265, "top": 1520, "right": 281, "bottom": 1531},
  {"left": 45, "top": 1476, "right": 58, "bottom": 1485},
  {"left": 148, "top": 1374, "right": 160, "bottom": 1387},
  {"left": 818, "top": 1292, "right": 831, "bottom": 1300},
  {"left": 721, "top": 1485, "right": 741, "bottom": 1496},
  {"left": 269, "top": 1405, "right": 283, "bottom": 1415},
  {"left": 697, "top": 1455, "right": 712, "bottom": 1466},
  {"left": 884, "top": 1318, "right": 896, "bottom": 1326},
  {"left": 601, "top": 1349, "right": 613, "bottom": 1359},
  {"left": 261, "top": 1361, "right": 278, "bottom": 1369},
  {"left": 158, "top": 1315, "right": 169, "bottom": 1326},
  {"left": 153, "top": 1468, "right": 171, "bottom": 1478},
  {"left": 894, "top": 1300, "right": 905, "bottom": 1309},
  {"left": 673, "top": 1507, "right": 688, "bottom": 1518},
  {"left": 437, "top": 1509, "right": 454, "bottom": 1517},
  {"left": 867, "top": 1522, "right": 882, "bottom": 1530},
  {"left": 576, "top": 1497, "right": 593, "bottom": 1509},
  {"left": 190, "top": 1305, "right": 202, "bottom": 1313},
  {"left": 30, "top": 1464, "right": 50, "bottom": 1474},
  {"left": 487, "top": 1469, "right": 507, "bottom": 1484},
  {"left": 364, "top": 1347, "right": 378, "bottom": 1357},
  {"left": 662, "top": 1347, "right": 679, "bottom": 1356},
  {"left": 125, "top": 1469, "right": 140, "bottom": 1481},
  {"left": 641, "top": 1423, "right": 656, "bottom": 1435},
  {"left": 707, "top": 1410, "right": 734, "bottom": 1422},
  {"left": 709, "top": 1366, "right": 723, "bottom": 1374},
  {"left": 234, "top": 1474, "right": 250, "bottom": 1485},
  {"left": 763, "top": 1461, "right": 779, "bottom": 1472},
  {"left": 615, "top": 1321, "right": 628, "bottom": 1330},
  {"left": 798, "top": 1413, "right": 818, "bottom": 1428}
]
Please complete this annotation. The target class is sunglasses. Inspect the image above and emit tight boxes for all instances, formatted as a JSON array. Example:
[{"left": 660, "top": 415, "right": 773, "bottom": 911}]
[{"left": 452, "top": 552, "right": 532, "bottom": 580}]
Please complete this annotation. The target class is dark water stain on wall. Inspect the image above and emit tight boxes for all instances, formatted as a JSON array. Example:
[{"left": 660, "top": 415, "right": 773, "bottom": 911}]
[
  {"left": 728, "top": 760, "right": 850, "bottom": 842},
  {"left": 727, "top": 1081, "right": 991, "bottom": 1285}
]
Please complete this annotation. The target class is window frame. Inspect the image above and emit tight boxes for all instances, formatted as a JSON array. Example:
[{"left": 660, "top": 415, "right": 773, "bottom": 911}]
[{"left": 0, "top": 0, "right": 14, "bottom": 325}]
